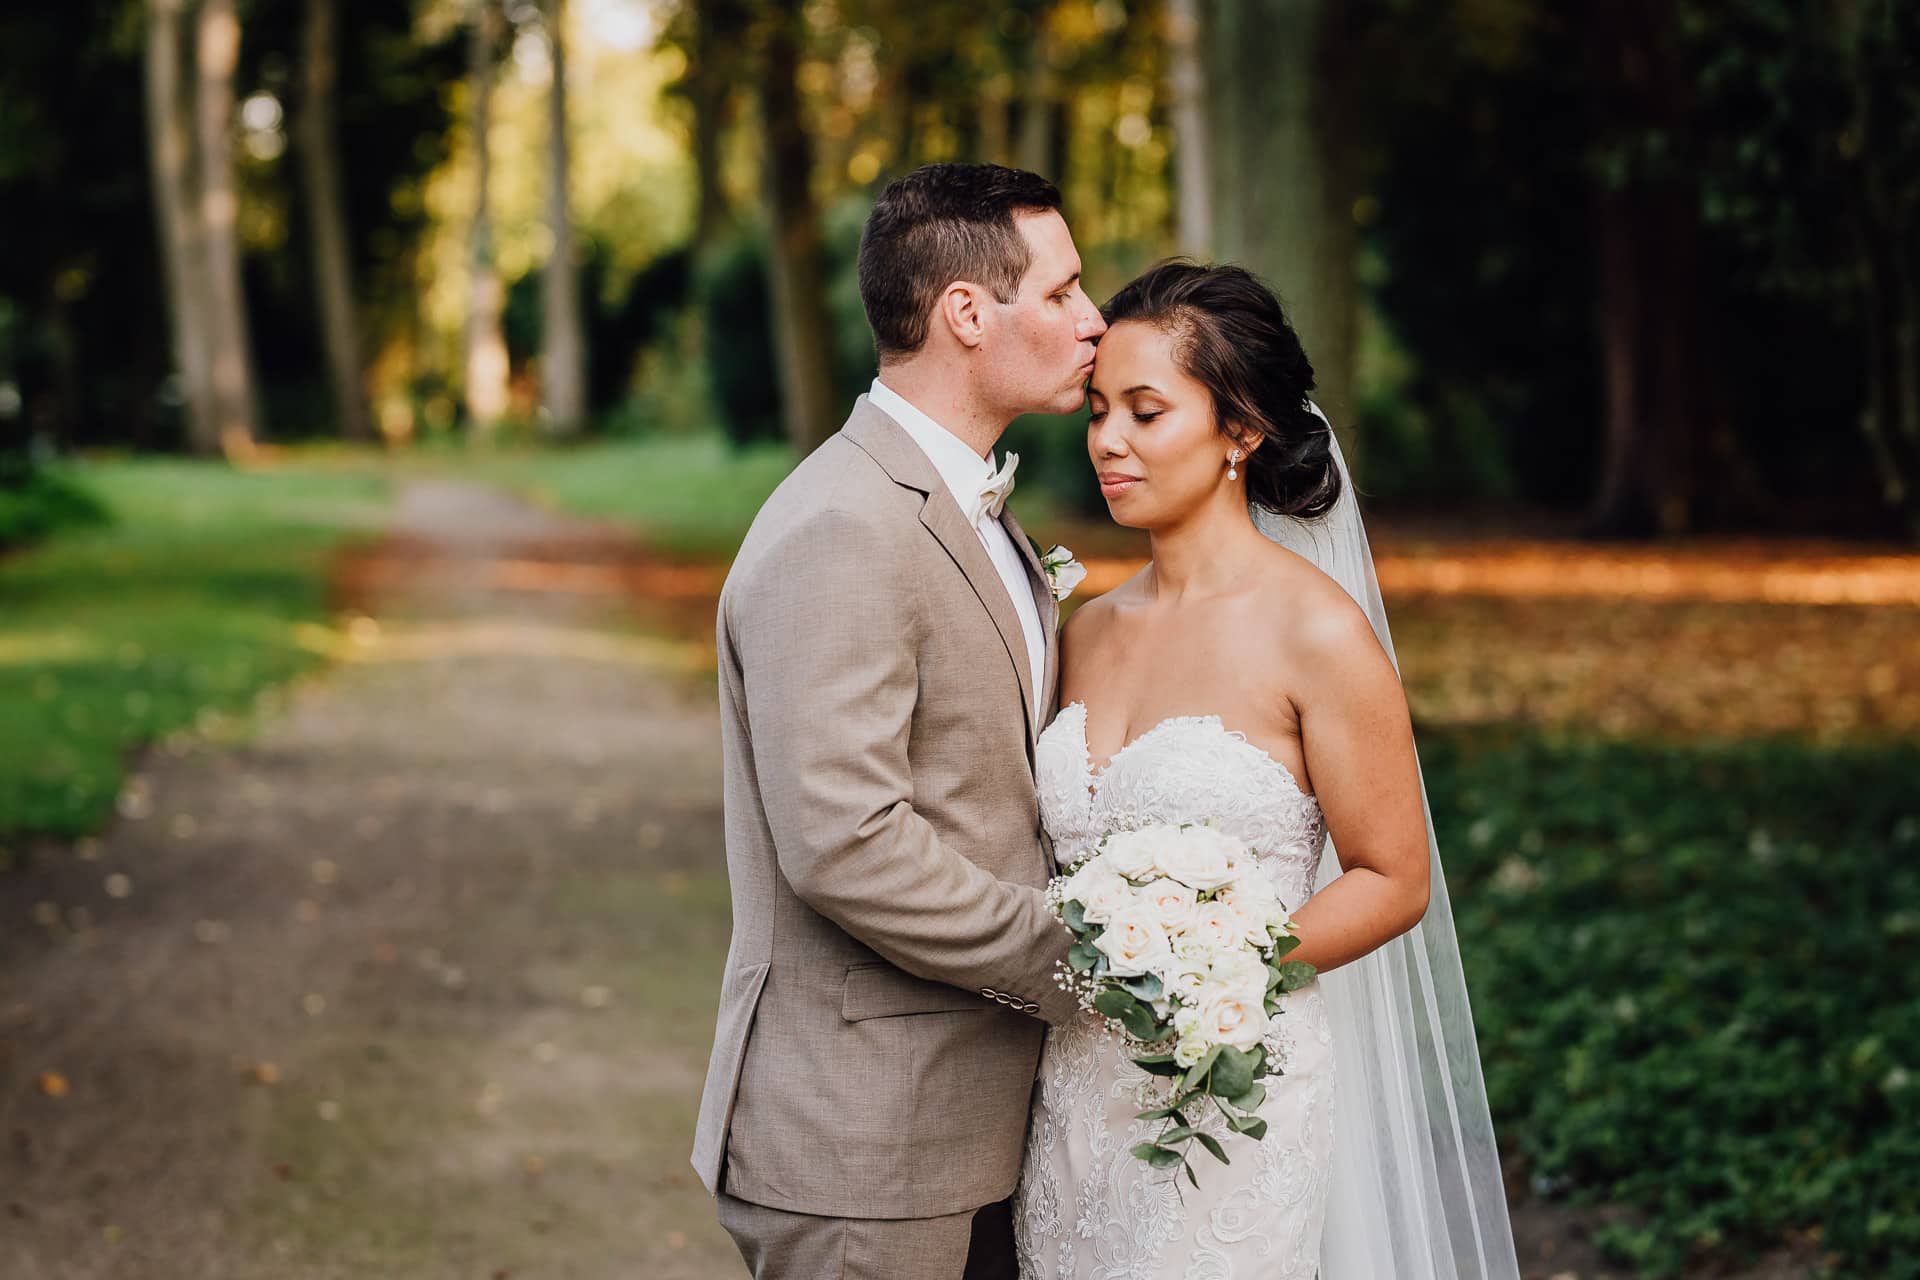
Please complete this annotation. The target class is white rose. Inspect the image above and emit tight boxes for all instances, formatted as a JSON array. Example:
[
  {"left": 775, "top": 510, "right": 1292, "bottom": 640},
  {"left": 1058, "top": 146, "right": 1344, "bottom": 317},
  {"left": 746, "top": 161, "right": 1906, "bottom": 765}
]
[
  {"left": 1065, "top": 862, "right": 1135, "bottom": 925},
  {"left": 1215, "top": 890, "right": 1275, "bottom": 947},
  {"left": 1099, "top": 830, "right": 1162, "bottom": 881},
  {"left": 1155, "top": 826, "right": 1241, "bottom": 891},
  {"left": 1135, "top": 878, "right": 1199, "bottom": 936},
  {"left": 1092, "top": 902, "right": 1174, "bottom": 978},
  {"left": 1205, "top": 948, "right": 1270, "bottom": 997},
  {"left": 1041, "top": 546, "right": 1088, "bottom": 602},
  {"left": 1194, "top": 985, "right": 1267, "bottom": 1052},
  {"left": 1187, "top": 900, "right": 1246, "bottom": 956}
]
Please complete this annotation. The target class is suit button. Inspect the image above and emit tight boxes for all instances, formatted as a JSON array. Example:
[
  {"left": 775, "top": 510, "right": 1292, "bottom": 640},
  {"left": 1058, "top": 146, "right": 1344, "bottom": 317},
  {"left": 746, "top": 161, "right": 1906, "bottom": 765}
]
[
  {"left": 995, "top": 993, "right": 1013, "bottom": 1005},
  {"left": 1021, "top": 1002, "right": 1039, "bottom": 1014},
  {"left": 981, "top": 988, "right": 999, "bottom": 999}
]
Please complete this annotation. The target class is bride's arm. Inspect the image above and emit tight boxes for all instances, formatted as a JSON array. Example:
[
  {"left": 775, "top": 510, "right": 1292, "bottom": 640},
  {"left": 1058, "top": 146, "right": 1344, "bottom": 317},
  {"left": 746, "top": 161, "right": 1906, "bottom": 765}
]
[{"left": 1278, "top": 600, "right": 1431, "bottom": 974}]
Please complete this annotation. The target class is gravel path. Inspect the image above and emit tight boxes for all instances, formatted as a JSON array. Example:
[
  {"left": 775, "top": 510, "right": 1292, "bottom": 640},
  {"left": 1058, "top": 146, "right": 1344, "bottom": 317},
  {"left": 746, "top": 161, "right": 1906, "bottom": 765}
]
[{"left": 0, "top": 481, "right": 738, "bottom": 1279}]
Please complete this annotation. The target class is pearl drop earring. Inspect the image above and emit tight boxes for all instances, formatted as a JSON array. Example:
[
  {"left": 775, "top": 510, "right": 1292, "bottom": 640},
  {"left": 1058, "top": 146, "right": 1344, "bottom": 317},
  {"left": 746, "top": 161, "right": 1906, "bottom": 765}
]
[{"left": 1227, "top": 449, "right": 1242, "bottom": 480}]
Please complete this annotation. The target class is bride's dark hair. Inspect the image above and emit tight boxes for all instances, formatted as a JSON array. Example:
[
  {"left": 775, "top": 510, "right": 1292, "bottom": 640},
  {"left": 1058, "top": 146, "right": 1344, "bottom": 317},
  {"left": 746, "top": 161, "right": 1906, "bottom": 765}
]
[{"left": 1101, "top": 260, "right": 1341, "bottom": 520}]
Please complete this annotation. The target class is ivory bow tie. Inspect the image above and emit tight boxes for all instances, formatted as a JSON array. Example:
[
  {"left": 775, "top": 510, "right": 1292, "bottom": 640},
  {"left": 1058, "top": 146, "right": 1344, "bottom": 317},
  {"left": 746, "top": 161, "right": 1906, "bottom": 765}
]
[{"left": 972, "top": 452, "right": 1019, "bottom": 524}]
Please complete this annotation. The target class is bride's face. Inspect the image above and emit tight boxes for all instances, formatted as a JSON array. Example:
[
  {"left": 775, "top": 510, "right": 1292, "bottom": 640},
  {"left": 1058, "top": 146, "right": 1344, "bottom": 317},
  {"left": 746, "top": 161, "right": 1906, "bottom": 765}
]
[{"left": 1086, "top": 319, "right": 1232, "bottom": 529}]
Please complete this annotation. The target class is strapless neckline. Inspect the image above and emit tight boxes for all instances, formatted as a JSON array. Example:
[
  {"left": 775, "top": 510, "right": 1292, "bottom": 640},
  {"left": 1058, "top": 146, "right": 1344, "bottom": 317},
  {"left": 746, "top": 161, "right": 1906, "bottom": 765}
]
[{"left": 1060, "top": 699, "right": 1317, "bottom": 806}]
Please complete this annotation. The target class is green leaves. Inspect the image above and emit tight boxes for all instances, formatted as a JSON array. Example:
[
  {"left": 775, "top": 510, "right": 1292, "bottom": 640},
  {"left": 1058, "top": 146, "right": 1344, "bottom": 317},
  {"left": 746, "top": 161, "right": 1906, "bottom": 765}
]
[
  {"left": 1129, "top": 1142, "right": 1185, "bottom": 1171},
  {"left": 1208, "top": 1047, "right": 1255, "bottom": 1100},
  {"left": 1132, "top": 1053, "right": 1184, "bottom": 1078},
  {"left": 1062, "top": 899, "right": 1087, "bottom": 933},
  {"left": 1092, "top": 989, "right": 1160, "bottom": 1040},
  {"left": 1067, "top": 941, "right": 1102, "bottom": 972},
  {"left": 1277, "top": 961, "right": 1317, "bottom": 992}
]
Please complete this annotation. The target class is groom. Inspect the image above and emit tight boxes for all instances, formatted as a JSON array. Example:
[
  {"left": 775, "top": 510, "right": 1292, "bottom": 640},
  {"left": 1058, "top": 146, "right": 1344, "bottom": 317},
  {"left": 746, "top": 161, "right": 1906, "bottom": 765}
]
[{"left": 691, "top": 164, "right": 1107, "bottom": 1277}]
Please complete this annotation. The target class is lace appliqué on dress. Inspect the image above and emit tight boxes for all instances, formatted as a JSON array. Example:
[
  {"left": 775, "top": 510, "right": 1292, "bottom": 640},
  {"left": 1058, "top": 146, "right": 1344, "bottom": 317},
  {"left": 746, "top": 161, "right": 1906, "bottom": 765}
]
[{"left": 1013, "top": 703, "right": 1337, "bottom": 1280}]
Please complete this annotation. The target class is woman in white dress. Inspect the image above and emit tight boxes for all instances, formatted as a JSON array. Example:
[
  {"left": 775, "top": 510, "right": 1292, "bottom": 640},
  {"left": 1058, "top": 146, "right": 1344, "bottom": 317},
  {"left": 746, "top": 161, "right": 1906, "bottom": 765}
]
[{"left": 1013, "top": 263, "right": 1520, "bottom": 1280}]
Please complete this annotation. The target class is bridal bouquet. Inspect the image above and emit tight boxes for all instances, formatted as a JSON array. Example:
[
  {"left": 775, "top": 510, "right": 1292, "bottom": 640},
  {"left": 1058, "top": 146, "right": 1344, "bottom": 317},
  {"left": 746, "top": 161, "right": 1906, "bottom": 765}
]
[{"left": 1046, "top": 823, "right": 1317, "bottom": 1185}]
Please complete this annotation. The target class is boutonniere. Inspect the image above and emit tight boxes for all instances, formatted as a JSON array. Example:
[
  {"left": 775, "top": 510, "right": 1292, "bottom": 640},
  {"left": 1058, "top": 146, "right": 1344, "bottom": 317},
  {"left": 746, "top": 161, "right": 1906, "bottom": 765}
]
[{"left": 1036, "top": 541, "right": 1087, "bottom": 602}]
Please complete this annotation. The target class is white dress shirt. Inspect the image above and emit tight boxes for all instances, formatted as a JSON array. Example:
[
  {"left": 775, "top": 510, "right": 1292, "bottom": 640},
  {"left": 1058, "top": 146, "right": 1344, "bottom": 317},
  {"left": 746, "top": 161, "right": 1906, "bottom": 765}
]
[{"left": 867, "top": 378, "right": 1047, "bottom": 723}]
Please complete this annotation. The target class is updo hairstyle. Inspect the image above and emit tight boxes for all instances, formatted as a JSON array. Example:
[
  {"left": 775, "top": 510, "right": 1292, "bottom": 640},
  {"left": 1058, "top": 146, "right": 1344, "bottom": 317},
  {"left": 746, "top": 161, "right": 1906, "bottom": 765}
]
[{"left": 1101, "top": 260, "right": 1341, "bottom": 520}]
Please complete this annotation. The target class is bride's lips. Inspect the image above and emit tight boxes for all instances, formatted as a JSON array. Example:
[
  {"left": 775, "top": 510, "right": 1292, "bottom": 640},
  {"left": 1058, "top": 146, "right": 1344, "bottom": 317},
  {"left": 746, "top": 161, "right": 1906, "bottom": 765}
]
[{"left": 1098, "top": 472, "right": 1142, "bottom": 498}]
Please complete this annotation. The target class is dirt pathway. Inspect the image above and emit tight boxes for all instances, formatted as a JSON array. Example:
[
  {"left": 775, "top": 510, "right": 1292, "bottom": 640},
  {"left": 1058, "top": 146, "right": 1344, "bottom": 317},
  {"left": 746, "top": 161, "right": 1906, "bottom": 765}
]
[{"left": 0, "top": 481, "right": 739, "bottom": 1278}]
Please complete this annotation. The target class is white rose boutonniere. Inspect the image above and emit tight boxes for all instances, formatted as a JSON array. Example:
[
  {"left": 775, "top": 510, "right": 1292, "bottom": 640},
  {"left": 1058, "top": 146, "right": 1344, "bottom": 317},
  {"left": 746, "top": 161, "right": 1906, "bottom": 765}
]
[{"left": 1040, "top": 544, "right": 1087, "bottom": 602}]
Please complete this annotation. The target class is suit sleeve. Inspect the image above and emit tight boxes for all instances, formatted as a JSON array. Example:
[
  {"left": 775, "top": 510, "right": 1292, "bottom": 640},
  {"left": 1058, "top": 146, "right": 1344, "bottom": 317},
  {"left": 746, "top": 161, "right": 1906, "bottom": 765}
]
[{"left": 730, "top": 506, "right": 1078, "bottom": 1025}]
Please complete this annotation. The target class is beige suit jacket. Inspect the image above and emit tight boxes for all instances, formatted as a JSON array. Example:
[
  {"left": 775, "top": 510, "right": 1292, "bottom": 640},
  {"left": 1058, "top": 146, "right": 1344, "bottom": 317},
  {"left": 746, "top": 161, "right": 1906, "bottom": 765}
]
[{"left": 691, "top": 397, "right": 1080, "bottom": 1221}]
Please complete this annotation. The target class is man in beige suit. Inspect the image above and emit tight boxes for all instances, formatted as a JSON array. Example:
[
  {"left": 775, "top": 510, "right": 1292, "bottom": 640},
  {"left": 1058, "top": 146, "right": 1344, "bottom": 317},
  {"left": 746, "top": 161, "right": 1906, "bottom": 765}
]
[{"left": 691, "top": 164, "right": 1108, "bottom": 1277}]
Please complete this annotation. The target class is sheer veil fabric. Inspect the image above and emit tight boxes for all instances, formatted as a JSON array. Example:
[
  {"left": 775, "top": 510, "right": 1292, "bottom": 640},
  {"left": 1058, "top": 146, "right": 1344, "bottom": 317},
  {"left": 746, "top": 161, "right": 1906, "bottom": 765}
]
[{"left": 1251, "top": 405, "right": 1522, "bottom": 1279}]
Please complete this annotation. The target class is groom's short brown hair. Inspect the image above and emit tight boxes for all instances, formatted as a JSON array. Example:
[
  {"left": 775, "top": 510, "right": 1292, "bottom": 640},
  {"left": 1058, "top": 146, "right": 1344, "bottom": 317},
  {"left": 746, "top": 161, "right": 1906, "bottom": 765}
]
[{"left": 858, "top": 163, "right": 1063, "bottom": 362}]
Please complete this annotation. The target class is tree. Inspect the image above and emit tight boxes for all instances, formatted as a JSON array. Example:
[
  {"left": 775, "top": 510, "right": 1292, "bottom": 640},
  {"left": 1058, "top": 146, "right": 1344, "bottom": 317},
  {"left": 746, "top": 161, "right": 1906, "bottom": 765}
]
[
  {"left": 463, "top": 0, "right": 509, "bottom": 432},
  {"left": 144, "top": 0, "right": 219, "bottom": 450},
  {"left": 1205, "top": 0, "right": 1361, "bottom": 427},
  {"left": 1582, "top": 0, "right": 1715, "bottom": 536},
  {"left": 194, "top": 0, "right": 260, "bottom": 455},
  {"left": 540, "top": 0, "right": 587, "bottom": 434},
  {"left": 1165, "top": 0, "right": 1210, "bottom": 254},
  {"left": 757, "top": 0, "right": 838, "bottom": 453},
  {"left": 295, "top": 0, "right": 373, "bottom": 441}
]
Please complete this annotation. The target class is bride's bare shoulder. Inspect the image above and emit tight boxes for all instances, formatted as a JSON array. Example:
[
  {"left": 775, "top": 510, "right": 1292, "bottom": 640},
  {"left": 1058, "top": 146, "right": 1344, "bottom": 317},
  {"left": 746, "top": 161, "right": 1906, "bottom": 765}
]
[
  {"left": 1061, "top": 564, "right": 1147, "bottom": 648},
  {"left": 1250, "top": 539, "right": 1383, "bottom": 662}
]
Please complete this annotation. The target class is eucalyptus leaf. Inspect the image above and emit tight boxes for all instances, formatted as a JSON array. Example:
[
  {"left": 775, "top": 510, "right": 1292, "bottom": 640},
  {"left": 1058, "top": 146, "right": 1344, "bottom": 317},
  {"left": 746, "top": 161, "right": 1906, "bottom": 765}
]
[
  {"left": 1209, "top": 1046, "right": 1254, "bottom": 1099},
  {"left": 1194, "top": 1131, "right": 1230, "bottom": 1164},
  {"left": 1278, "top": 960, "right": 1317, "bottom": 992},
  {"left": 1132, "top": 1052, "right": 1183, "bottom": 1077},
  {"left": 1182, "top": 1045, "right": 1223, "bottom": 1091},
  {"left": 1229, "top": 1083, "right": 1267, "bottom": 1112}
]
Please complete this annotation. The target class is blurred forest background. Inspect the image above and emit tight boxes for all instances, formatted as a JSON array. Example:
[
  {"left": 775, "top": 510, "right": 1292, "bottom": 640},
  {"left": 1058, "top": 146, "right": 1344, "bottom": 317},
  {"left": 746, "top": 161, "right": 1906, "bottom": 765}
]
[
  {"left": 3, "top": 0, "right": 1919, "bottom": 537},
  {"left": 3, "top": 2, "right": 1919, "bottom": 1279}
]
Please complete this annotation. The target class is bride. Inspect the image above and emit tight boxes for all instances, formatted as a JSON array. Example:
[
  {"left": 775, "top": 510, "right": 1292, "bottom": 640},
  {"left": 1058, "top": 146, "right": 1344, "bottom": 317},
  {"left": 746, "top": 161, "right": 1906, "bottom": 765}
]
[{"left": 1012, "top": 262, "right": 1520, "bottom": 1279}]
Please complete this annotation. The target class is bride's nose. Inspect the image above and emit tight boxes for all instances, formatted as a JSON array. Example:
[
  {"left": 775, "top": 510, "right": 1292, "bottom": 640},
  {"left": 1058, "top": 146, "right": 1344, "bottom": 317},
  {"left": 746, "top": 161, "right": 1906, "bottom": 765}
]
[{"left": 1090, "top": 418, "right": 1128, "bottom": 459}]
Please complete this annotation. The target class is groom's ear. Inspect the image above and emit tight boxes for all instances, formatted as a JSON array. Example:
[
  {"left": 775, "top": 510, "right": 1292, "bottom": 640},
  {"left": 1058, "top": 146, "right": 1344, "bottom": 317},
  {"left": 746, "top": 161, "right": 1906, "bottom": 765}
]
[{"left": 939, "top": 280, "right": 989, "bottom": 350}]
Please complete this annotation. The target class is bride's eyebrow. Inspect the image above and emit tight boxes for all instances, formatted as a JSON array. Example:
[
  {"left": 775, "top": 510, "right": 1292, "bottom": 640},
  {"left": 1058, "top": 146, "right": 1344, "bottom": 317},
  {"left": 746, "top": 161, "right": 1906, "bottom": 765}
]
[{"left": 1122, "top": 384, "right": 1161, "bottom": 397}]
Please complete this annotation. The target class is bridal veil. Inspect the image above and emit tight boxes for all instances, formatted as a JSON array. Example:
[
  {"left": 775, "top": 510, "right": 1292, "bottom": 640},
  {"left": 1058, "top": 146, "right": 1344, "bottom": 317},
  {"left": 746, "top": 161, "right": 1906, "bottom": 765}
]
[{"left": 1251, "top": 405, "right": 1522, "bottom": 1279}]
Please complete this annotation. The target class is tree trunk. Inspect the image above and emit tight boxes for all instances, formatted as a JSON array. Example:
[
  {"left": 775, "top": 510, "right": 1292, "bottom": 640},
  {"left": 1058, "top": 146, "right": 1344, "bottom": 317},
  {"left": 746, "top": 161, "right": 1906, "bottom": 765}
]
[
  {"left": 758, "top": 0, "right": 838, "bottom": 454},
  {"left": 1166, "top": 0, "right": 1211, "bottom": 255},
  {"left": 464, "top": 0, "right": 509, "bottom": 433},
  {"left": 688, "top": 0, "right": 734, "bottom": 249},
  {"left": 1204, "top": 0, "right": 1359, "bottom": 427},
  {"left": 296, "top": 0, "right": 372, "bottom": 441},
  {"left": 541, "top": 0, "right": 587, "bottom": 434},
  {"left": 1017, "top": 14, "right": 1057, "bottom": 179},
  {"left": 1582, "top": 0, "right": 1705, "bottom": 536},
  {"left": 194, "top": 0, "right": 258, "bottom": 456},
  {"left": 144, "top": 0, "right": 219, "bottom": 451}
]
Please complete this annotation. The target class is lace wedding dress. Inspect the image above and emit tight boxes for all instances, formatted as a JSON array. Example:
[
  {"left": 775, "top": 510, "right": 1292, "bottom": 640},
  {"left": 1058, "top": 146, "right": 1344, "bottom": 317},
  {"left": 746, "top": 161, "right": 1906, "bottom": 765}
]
[{"left": 1013, "top": 699, "right": 1337, "bottom": 1280}]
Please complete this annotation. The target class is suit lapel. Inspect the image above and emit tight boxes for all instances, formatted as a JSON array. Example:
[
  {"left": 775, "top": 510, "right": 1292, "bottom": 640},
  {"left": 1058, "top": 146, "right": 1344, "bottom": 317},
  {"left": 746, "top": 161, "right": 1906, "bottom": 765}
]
[
  {"left": 844, "top": 401, "right": 1038, "bottom": 739},
  {"left": 999, "top": 508, "right": 1059, "bottom": 743}
]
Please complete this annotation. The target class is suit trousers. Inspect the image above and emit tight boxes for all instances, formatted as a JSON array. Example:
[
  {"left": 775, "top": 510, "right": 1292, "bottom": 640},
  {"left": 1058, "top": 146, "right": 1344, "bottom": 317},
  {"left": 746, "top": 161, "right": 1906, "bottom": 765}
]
[{"left": 717, "top": 1191, "right": 1020, "bottom": 1280}]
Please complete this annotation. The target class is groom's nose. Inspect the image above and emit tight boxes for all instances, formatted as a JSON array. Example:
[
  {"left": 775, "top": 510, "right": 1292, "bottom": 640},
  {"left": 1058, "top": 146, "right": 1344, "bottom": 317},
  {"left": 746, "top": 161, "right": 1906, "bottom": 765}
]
[{"left": 1075, "top": 291, "right": 1107, "bottom": 342}]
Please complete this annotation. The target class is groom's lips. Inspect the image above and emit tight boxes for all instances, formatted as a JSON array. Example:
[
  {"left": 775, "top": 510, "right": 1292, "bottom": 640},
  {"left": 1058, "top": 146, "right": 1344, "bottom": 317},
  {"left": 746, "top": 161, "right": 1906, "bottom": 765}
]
[{"left": 1098, "top": 472, "right": 1142, "bottom": 498}]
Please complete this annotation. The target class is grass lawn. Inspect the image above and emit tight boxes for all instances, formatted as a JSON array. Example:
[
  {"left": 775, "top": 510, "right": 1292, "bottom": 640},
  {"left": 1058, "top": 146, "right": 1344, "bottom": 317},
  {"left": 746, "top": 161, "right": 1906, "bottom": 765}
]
[
  {"left": 0, "top": 457, "right": 389, "bottom": 851},
  {"left": 441, "top": 434, "right": 796, "bottom": 557}
]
